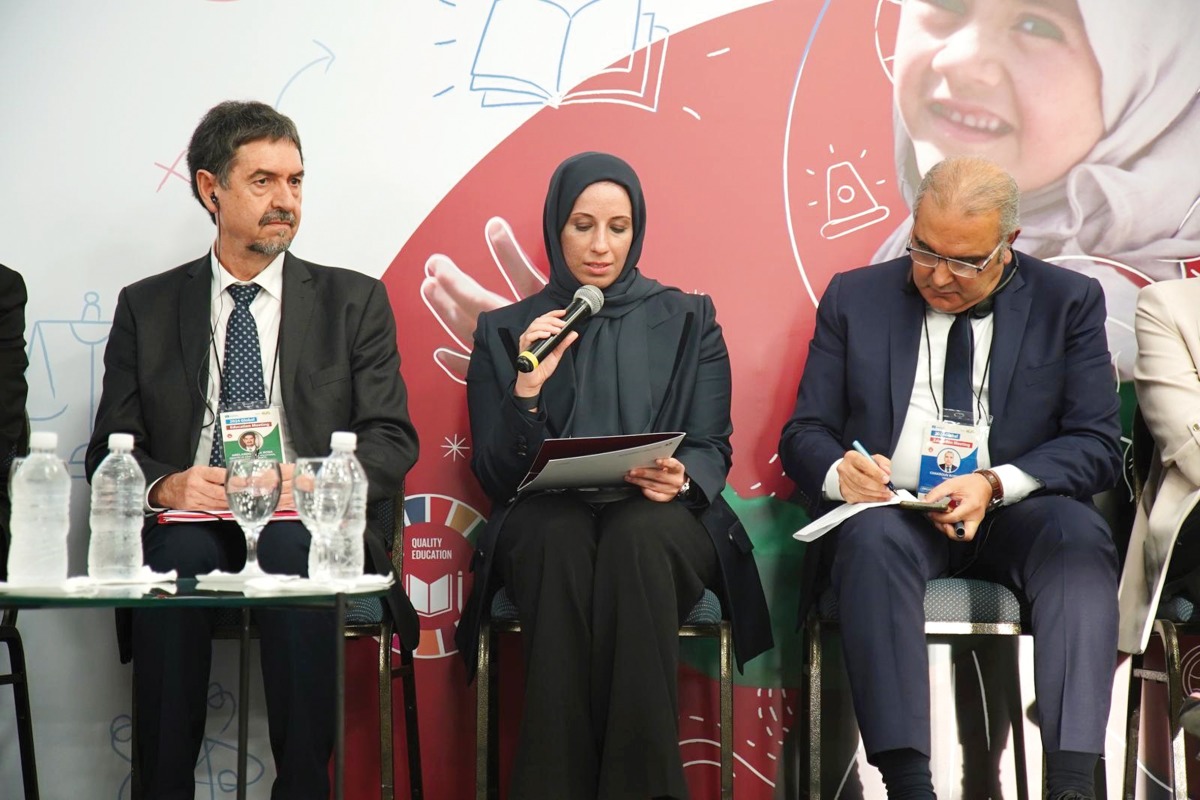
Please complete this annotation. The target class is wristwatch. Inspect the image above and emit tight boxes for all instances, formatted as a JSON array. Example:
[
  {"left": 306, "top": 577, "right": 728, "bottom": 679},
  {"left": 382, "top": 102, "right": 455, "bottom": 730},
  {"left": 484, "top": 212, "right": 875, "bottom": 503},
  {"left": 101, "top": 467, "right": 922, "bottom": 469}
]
[
  {"left": 677, "top": 475, "right": 693, "bottom": 501},
  {"left": 975, "top": 468, "right": 1004, "bottom": 510}
]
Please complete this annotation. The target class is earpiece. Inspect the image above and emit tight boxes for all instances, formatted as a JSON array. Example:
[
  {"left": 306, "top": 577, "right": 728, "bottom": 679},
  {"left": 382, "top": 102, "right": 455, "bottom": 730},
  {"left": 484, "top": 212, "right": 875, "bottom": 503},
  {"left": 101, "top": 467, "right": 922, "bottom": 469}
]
[{"left": 210, "top": 194, "right": 219, "bottom": 207}]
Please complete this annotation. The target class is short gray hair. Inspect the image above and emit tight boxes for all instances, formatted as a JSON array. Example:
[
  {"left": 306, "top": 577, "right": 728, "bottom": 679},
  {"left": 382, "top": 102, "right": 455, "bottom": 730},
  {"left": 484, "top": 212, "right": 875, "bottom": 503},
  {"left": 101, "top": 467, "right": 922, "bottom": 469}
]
[{"left": 912, "top": 156, "right": 1019, "bottom": 243}]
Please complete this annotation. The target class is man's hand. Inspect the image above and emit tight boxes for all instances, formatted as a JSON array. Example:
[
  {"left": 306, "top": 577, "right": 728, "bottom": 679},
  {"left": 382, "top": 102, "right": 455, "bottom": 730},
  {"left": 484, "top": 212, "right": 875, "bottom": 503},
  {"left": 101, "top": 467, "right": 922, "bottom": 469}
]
[
  {"left": 837, "top": 450, "right": 894, "bottom": 504},
  {"left": 626, "top": 457, "right": 688, "bottom": 503},
  {"left": 150, "top": 466, "right": 228, "bottom": 511},
  {"left": 923, "top": 472, "right": 994, "bottom": 541},
  {"left": 277, "top": 463, "right": 295, "bottom": 511},
  {"left": 421, "top": 217, "right": 547, "bottom": 383}
]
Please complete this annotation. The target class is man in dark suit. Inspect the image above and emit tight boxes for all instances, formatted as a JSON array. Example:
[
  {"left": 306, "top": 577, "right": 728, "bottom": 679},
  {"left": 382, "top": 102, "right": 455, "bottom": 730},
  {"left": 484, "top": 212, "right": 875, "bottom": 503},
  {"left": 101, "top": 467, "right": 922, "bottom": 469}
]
[
  {"left": 780, "top": 156, "right": 1121, "bottom": 800},
  {"left": 86, "top": 101, "right": 419, "bottom": 800},
  {"left": 0, "top": 264, "right": 29, "bottom": 580}
]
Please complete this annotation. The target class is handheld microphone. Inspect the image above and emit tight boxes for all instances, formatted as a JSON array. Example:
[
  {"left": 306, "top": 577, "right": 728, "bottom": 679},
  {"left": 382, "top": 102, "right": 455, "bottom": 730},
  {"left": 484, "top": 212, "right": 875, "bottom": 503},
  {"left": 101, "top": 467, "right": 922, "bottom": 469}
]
[{"left": 516, "top": 285, "right": 604, "bottom": 373}]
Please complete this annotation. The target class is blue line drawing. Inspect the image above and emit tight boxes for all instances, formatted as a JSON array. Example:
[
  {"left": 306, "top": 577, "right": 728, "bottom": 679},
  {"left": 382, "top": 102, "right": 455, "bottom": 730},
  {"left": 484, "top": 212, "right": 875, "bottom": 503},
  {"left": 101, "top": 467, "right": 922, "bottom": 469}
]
[
  {"left": 275, "top": 40, "right": 336, "bottom": 110},
  {"left": 469, "top": 0, "right": 669, "bottom": 111},
  {"left": 109, "top": 682, "right": 266, "bottom": 798},
  {"left": 25, "top": 291, "right": 111, "bottom": 478},
  {"left": 781, "top": 0, "right": 835, "bottom": 309},
  {"left": 433, "top": 85, "right": 455, "bottom": 98},
  {"left": 434, "top": 38, "right": 457, "bottom": 46}
]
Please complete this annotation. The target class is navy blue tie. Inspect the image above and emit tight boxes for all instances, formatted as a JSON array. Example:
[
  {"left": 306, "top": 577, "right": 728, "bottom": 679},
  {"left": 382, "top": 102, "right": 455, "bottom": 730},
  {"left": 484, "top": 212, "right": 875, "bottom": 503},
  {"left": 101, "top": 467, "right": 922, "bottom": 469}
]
[
  {"left": 209, "top": 283, "right": 266, "bottom": 467},
  {"left": 943, "top": 313, "right": 974, "bottom": 423}
]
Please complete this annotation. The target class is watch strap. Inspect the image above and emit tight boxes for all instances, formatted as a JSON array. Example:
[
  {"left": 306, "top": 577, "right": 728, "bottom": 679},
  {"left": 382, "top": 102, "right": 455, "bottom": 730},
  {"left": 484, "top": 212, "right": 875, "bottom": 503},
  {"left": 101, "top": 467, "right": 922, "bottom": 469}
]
[{"left": 976, "top": 468, "right": 1004, "bottom": 508}]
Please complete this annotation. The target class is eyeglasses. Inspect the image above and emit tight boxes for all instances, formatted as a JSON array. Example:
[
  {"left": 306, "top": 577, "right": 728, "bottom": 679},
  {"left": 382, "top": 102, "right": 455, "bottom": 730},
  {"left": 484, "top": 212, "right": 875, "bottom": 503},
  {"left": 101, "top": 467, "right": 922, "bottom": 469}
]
[{"left": 906, "top": 239, "right": 1004, "bottom": 279}]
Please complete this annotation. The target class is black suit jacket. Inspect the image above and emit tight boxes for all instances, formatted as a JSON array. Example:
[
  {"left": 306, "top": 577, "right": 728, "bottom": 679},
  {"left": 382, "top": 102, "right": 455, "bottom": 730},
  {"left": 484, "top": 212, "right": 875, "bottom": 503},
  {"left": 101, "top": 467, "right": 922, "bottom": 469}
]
[
  {"left": 86, "top": 252, "right": 420, "bottom": 646},
  {"left": 0, "top": 264, "right": 29, "bottom": 581},
  {"left": 455, "top": 286, "right": 773, "bottom": 675}
]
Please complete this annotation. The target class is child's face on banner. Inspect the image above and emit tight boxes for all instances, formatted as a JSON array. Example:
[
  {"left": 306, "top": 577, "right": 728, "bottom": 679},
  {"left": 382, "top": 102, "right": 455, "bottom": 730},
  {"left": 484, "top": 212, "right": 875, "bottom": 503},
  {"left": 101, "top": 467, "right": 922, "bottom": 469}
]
[{"left": 894, "top": 0, "right": 1104, "bottom": 192}]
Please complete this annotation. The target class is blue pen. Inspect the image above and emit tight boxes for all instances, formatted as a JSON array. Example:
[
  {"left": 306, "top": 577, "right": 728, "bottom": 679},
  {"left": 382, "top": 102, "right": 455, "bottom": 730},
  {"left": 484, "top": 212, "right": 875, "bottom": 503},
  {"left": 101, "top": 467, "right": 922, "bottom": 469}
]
[{"left": 851, "top": 440, "right": 897, "bottom": 494}]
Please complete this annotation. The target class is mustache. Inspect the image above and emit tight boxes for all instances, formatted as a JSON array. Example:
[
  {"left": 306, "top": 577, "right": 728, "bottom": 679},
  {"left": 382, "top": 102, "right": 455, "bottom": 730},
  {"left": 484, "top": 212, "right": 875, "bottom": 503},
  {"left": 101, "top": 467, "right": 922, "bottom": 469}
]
[{"left": 259, "top": 210, "right": 296, "bottom": 226}]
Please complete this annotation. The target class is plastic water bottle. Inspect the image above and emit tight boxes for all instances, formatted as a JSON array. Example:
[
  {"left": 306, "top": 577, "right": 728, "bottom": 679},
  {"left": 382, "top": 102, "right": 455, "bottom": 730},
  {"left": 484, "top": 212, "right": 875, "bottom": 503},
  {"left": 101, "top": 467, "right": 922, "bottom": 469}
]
[
  {"left": 88, "top": 433, "right": 146, "bottom": 580},
  {"left": 326, "top": 431, "right": 367, "bottom": 582},
  {"left": 7, "top": 431, "right": 71, "bottom": 585}
]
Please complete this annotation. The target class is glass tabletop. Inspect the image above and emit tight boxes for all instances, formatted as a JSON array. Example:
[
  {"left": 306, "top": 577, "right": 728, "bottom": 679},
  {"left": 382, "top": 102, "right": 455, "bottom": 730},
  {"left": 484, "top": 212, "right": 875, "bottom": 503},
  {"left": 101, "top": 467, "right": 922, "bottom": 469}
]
[{"left": 0, "top": 577, "right": 389, "bottom": 609}]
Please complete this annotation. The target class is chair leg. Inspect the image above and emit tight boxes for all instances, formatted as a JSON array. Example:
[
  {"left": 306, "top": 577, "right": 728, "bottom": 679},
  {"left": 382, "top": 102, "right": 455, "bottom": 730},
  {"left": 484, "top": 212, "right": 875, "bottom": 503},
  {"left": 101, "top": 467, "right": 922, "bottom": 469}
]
[
  {"left": 1121, "top": 651, "right": 1143, "bottom": 800},
  {"left": 377, "top": 624, "right": 394, "bottom": 800},
  {"left": 805, "top": 615, "right": 821, "bottom": 800},
  {"left": 1002, "top": 637, "right": 1029, "bottom": 800},
  {"left": 719, "top": 621, "right": 733, "bottom": 800},
  {"left": 399, "top": 647, "right": 423, "bottom": 800},
  {"left": 0, "top": 627, "right": 39, "bottom": 799},
  {"left": 1158, "top": 620, "right": 1189, "bottom": 800},
  {"left": 475, "top": 621, "right": 492, "bottom": 800}
]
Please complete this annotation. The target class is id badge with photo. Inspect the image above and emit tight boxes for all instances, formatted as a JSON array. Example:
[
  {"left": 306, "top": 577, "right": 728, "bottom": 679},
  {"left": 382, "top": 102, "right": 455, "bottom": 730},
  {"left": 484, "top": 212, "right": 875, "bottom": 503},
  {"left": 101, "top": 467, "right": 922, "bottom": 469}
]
[
  {"left": 917, "top": 418, "right": 983, "bottom": 496},
  {"left": 217, "top": 403, "right": 286, "bottom": 464}
]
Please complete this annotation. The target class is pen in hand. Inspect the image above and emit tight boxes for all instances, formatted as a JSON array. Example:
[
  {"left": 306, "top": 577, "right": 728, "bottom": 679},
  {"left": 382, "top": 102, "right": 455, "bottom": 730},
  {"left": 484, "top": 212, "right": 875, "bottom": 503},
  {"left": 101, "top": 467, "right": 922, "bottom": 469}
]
[{"left": 851, "top": 440, "right": 896, "bottom": 494}]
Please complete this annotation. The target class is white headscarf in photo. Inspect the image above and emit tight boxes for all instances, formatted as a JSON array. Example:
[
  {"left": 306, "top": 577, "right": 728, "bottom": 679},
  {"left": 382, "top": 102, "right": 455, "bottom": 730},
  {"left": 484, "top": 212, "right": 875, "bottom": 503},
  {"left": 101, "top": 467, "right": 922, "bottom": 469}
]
[{"left": 875, "top": 0, "right": 1200, "bottom": 374}]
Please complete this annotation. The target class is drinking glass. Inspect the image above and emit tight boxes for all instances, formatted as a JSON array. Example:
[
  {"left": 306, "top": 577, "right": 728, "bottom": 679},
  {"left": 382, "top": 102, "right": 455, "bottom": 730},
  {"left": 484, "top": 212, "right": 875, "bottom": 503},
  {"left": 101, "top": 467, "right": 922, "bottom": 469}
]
[
  {"left": 292, "top": 457, "right": 350, "bottom": 581},
  {"left": 225, "top": 457, "right": 282, "bottom": 577}
]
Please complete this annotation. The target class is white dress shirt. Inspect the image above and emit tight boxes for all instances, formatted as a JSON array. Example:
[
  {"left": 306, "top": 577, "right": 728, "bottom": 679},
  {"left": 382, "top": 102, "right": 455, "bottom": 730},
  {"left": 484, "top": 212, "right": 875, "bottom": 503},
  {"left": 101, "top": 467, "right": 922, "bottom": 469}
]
[
  {"left": 823, "top": 306, "right": 1041, "bottom": 503},
  {"left": 193, "top": 250, "right": 296, "bottom": 466}
]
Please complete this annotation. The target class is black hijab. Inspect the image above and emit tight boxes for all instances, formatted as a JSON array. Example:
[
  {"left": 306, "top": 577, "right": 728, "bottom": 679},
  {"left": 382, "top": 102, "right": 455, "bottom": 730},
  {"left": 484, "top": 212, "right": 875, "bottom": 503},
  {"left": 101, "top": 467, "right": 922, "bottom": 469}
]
[{"left": 540, "top": 152, "right": 668, "bottom": 436}]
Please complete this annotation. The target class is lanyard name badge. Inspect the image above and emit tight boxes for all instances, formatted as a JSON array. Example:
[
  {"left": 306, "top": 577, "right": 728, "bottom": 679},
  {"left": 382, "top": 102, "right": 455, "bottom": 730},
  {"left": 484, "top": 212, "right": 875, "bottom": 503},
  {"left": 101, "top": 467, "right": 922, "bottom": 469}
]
[
  {"left": 213, "top": 301, "right": 286, "bottom": 465},
  {"left": 918, "top": 412, "right": 982, "bottom": 496},
  {"left": 218, "top": 402, "right": 286, "bottom": 465}
]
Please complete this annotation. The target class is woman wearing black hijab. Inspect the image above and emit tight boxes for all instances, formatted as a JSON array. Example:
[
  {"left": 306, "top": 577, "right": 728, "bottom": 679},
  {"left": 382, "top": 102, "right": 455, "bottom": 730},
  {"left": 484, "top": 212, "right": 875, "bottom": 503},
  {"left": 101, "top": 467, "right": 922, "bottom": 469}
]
[{"left": 455, "top": 152, "right": 772, "bottom": 799}]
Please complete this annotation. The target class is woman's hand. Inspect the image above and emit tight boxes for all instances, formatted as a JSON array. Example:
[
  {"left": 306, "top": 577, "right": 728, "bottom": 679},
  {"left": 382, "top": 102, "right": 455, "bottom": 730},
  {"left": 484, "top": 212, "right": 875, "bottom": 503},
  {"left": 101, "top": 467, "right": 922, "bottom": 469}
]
[
  {"left": 514, "top": 309, "right": 579, "bottom": 397},
  {"left": 626, "top": 457, "right": 688, "bottom": 503}
]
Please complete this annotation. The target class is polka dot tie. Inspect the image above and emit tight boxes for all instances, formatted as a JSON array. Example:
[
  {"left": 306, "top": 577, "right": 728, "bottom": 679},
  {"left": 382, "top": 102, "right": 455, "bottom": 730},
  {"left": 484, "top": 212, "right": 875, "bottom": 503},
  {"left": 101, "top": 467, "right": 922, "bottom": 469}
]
[{"left": 209, "top": 283, "right": 266, "bottom": 467}]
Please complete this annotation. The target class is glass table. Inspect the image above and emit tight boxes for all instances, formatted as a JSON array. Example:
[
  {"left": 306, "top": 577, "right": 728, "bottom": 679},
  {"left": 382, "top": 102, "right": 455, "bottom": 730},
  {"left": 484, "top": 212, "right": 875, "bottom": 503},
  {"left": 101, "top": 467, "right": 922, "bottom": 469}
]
[{"left": 0, "top": 577, "right": 390, "bottom": 800}]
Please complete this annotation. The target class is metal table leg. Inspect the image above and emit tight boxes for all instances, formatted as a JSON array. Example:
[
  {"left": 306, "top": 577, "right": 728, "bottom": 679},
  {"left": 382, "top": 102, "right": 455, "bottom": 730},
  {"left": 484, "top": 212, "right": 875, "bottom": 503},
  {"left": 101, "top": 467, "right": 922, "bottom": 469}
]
[
  {"left": 335, "top": 592, "right": 346, "bottom": 800},
  {"left": 238, "top": 607, "right": 251, "bottom": 800}
]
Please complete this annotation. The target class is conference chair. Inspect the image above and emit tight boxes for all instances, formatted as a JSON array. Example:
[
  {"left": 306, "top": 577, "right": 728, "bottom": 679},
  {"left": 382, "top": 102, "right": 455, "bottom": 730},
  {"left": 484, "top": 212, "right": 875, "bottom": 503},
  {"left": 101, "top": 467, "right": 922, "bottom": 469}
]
[
  {"left": 130, "top": 490, "right": 423, "bottom": 800},
  {"left": 474, "top": 587, "right": 733, "bottom": 800},
  {"left": 802, "top": 577, "right": 1033, "bottom": 800},
  {"left": 0, "top": 413, "right": 37, "bottom": 799},
  {"left": 1121, "top": 407, "right": 1196, "bottom": 800}
]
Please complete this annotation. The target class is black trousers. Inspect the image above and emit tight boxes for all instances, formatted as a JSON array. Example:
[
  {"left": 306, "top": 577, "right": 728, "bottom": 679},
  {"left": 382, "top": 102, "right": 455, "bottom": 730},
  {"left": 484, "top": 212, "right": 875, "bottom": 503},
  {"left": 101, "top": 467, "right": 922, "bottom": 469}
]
[
  {"left": 133, "top": 520, "right": 334, "bottom": 800},
  {"left": 828, "top": 496, "right": 1119, "bottom": 760},
  {"left": 494, "top": 492, "right": 719, "bottom": 800}
]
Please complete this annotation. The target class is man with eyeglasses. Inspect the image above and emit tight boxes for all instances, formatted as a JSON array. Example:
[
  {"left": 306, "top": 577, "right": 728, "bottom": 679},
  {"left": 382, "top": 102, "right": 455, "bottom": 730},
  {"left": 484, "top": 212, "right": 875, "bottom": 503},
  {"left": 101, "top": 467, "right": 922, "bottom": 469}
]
[{"left": 780, "top": 156, "right": 1121, "bottom": 800}]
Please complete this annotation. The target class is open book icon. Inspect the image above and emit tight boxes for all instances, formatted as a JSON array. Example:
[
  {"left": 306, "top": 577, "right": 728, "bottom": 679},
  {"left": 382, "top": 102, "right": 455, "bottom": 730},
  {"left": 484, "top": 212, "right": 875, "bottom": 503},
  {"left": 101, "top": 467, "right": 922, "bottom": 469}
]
[
  {"left": 470, "top": 0, "right": 668, "bottom": 109},
  {"left": 407, "top": 573, "right": 453, "bottom": 617}
]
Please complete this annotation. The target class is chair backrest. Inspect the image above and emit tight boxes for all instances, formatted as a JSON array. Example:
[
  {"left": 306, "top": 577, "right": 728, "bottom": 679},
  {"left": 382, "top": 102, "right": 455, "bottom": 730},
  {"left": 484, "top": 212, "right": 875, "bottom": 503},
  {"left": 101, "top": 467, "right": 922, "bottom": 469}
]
[
  {"left": 1, "top": 411, "right": 30, "bottom": 618},
  {"left": 367, "top": 484, "right": 406, "bottom": 578}
]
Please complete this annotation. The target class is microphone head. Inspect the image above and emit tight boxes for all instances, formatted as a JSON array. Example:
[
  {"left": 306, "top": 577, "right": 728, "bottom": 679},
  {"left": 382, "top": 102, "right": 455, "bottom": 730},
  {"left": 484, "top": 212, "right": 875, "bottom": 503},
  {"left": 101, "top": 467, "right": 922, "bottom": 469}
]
[{"left": 573, "top": 284, "right": 605, "bottom": 315}]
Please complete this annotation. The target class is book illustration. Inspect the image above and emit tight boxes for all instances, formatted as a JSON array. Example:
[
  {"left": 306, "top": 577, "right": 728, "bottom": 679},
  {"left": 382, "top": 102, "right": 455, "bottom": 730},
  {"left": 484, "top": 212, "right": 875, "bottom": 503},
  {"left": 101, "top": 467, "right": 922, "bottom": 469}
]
[
  {"left": 406, "top": 573, "right": 454, "bottom": 617},
  {"left": 470, "top": 0, "right": 669, "bottom": 110}
]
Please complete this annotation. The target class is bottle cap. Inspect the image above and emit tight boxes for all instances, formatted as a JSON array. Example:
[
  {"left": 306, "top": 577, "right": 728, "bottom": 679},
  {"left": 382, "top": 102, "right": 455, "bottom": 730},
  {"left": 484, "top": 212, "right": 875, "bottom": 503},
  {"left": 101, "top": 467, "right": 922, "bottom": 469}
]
[
  {"left": 29, "top": 431, "right": 58, "bottom": 450},
  {"left": 108, "top": 433, "right": 135, "bottom": 451},
  {"left": 330, "top": 431, "right": 358, "bottom": 451}
]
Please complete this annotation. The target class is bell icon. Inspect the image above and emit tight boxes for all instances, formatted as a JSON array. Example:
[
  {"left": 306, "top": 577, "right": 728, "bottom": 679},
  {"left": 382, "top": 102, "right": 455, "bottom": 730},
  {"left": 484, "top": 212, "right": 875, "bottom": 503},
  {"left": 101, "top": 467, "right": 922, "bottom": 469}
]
[{"left": 820, "top": 161, "right": 890, "bottom": 240}]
